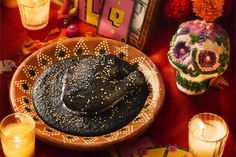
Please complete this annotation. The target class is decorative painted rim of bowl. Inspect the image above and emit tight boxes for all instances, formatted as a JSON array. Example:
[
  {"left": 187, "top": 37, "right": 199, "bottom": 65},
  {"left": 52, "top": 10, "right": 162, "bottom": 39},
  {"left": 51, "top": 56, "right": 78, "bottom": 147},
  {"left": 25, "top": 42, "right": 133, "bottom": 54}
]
[{"left": 10, "top": 37, "right": 165, "bottom": 150}]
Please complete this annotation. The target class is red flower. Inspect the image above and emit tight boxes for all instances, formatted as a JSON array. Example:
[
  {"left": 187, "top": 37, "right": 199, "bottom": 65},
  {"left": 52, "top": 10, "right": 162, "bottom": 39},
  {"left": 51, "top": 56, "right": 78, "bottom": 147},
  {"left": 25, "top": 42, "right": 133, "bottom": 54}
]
[{"left": 163, "top": 0, "right": 193, "bottom": 21}]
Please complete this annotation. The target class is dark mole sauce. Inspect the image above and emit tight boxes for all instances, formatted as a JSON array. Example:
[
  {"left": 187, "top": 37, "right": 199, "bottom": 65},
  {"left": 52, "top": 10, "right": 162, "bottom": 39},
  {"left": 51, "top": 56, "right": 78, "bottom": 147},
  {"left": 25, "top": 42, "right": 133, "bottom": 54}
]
[{"left": 33, "top": 54, "right": 149, "bottom": 136}]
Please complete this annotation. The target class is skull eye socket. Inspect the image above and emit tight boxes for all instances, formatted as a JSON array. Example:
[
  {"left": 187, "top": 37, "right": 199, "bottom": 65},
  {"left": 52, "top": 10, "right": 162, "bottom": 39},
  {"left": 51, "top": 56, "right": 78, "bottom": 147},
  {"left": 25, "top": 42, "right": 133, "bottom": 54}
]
[
  {"left": 198, "top": 51, "right": 216, "bottom": 67},
  {"left": 172, "top": 41, "right": 191, "bottom": 62},
  {"left": 197, "top": 50, "right": 219, "bottom": 72}
]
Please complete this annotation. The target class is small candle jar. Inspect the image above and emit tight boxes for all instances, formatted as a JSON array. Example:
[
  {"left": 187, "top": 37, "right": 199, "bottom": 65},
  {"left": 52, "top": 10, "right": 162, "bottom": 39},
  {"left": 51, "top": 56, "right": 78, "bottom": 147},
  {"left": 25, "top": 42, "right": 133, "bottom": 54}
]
[
  {"left": 188, "top": 112, "right": 229, "bottom": 157},
  {"left": 0, "top": 113, "right": 35, "bottom": 157},
  {"left": 17, "top": 0, "right": 50, "bottom": 30}
]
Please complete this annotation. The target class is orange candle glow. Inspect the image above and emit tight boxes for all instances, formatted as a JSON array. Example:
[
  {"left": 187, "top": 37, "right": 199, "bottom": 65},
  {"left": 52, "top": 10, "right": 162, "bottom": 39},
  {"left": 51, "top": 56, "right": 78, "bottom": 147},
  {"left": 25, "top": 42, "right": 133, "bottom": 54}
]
[
  {"left": 17, "top": 0, "right": 50, "bottom": 30},
  {"left": 0, "top": 113, "right": 35, "bottom": 157}
]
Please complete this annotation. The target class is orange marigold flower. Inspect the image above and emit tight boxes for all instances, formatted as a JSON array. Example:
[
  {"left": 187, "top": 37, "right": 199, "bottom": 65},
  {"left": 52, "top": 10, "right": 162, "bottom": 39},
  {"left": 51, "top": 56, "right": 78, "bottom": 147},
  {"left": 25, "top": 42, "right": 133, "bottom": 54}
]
[{"left": 192, "top": 0, "right": 224, "bottom": 22}]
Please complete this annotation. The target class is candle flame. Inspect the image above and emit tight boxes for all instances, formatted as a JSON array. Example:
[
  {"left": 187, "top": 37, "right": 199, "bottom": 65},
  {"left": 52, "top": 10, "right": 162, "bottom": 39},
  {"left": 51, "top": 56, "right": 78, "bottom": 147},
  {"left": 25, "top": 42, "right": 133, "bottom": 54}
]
[
  {"left": 33, "top": 0, "right": 39, "bottom": 5},
  {"left": 199, "top": 119, "right": 205, "bottom": 136},
  {"left": 13, "top": 136, "right": 21, "bottom": 149},
  {"left": 14, "top": 136, "right": 21, "bottom": 142}
]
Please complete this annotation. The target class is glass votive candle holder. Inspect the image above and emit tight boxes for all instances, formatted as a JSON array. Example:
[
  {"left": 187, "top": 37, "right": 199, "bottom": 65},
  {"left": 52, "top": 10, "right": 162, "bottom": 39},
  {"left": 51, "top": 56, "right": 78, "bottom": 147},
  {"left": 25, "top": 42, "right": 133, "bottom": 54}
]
[
  {"left": 188, "top": 112, "right": 229, "bottom": 157},
  {"left": 17, "top": 0, "right": 50, "bottom": 30},
  {"left": 0, "top": 113, "right": 35, "bottom": 157}
]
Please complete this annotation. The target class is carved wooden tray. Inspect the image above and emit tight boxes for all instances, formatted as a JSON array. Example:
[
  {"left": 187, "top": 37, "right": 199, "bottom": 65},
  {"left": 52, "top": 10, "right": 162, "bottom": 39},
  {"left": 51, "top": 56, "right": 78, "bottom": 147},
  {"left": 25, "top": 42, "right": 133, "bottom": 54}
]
[{"left": 10, "top": 37, "right": 165, "bottom": 150}]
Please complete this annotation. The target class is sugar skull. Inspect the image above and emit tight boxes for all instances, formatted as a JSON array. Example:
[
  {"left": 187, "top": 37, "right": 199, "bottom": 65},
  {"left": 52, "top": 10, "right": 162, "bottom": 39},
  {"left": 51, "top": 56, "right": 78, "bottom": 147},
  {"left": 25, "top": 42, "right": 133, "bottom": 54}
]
[{"left": 168, "top": 20, "right": 230, "bottom": 95}]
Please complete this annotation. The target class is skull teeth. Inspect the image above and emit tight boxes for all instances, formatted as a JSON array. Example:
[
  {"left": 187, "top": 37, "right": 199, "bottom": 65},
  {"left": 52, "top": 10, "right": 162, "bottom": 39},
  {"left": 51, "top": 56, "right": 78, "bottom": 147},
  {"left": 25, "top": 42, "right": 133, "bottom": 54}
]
[{"left": 187, "top": 64, "right": 195, "bottom": 71}]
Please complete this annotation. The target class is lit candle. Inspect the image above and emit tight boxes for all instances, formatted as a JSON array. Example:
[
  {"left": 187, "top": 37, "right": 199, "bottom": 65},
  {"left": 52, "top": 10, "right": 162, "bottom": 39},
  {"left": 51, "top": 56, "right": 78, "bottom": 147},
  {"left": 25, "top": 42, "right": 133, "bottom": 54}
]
[
  {"left": 189, "top": 113, "right": 228, "bottom": 157},
  {"left": 0, "top": 113, "right": 35, "bottom": 157},
  {"left": 17, "top": 0, "right": 50, "bottom": 30}
]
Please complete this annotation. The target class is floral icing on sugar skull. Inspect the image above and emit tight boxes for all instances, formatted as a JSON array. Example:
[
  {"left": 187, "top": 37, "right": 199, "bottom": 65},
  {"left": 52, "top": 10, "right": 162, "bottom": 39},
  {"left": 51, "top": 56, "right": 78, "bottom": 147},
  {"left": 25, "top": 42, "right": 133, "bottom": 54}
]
[{"left": 168, "top": 20, "right": 230, "bottom": 95}]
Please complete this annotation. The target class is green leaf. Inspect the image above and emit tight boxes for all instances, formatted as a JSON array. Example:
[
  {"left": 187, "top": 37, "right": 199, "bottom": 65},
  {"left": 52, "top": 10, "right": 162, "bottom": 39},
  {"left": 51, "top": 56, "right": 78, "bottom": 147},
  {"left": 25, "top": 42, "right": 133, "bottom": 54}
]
[
  {"left": 191, "top": 35, "right": 199, "bottom": 44},
  {"left": 170, "top": 35, "right": 177, "bottom": 47},
  {"left": 219, "top": 53, "right": 229, "bottom": 67},
  {"left": 216, "top": 36, "right": 222, "bottom": 46},
  {"left": 192, "top": 48, "right": 198, "bottom": 57}
]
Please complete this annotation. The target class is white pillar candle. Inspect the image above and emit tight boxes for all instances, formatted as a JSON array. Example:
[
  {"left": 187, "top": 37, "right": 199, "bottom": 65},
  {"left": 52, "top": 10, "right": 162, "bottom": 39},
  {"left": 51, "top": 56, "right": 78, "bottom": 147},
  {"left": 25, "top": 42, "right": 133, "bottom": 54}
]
[
  {"left": 17, "top": 0, "right": 50, "bottom": 30},
  {"left": 189, "top": 113, "right": 228, "bottom": 157}
]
